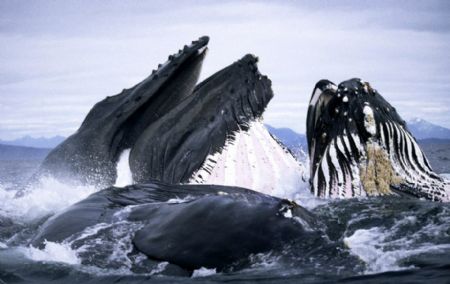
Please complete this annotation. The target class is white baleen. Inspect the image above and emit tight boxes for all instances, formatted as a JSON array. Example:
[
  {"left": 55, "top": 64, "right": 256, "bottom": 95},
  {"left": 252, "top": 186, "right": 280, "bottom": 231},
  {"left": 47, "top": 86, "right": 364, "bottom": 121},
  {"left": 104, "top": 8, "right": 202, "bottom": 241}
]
[{"left": 189, "top": 121, "right": 309, "bottom": 200}]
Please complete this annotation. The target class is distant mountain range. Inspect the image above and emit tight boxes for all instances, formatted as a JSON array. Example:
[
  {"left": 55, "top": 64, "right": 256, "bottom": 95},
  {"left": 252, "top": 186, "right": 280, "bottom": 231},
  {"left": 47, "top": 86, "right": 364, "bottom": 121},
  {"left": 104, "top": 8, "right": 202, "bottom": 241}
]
[
  {"left": 0, "top": 135, "right": 65, "bottom": 149},
  {"left": 265, "top": 125, "right": 307, "bottom": 159},
  {"left": 407, "top": 118, "right": 450, "bottom": 140},
  {"left": 0, "top": 118, "right": 447, "bottom": 150},
  {"left": 0, "top": 144, "right": 51, "bottom": 160},
  {"left": 0, "top": 118, "right": 448, "bottom": 162}
]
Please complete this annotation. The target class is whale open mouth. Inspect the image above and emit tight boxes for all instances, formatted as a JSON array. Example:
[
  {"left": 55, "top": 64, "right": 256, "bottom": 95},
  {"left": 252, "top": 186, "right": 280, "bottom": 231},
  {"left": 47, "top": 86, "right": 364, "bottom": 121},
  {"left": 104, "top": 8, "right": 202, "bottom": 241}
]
[
  {"left": 39, "top": 36, "right": 306, "bottom": 196},
  {"left": 307, "top": 78, "right": 450, "bottom": 201},
  {"left": 128, "top": 54, "right": 306, "bottom": 197}
]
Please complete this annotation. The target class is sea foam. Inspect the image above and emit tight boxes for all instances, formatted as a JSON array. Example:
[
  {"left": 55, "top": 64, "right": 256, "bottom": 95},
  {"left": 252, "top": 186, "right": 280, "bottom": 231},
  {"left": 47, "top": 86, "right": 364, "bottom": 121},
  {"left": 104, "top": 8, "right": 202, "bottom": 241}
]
[
  {"left": 19, "top": 241, "right": 81, "bottom": 265},
  {"left": 0, "top": 176, "right": 97, "bottom": 222}
]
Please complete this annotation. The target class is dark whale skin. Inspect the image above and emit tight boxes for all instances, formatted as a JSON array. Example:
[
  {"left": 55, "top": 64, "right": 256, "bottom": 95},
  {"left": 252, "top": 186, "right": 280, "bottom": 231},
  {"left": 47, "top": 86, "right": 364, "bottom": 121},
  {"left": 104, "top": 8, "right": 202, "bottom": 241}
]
[
  {"left": 131, "top": 194, "right": 316, "bottom": 271},
  {"left": 36, "top": 37, "right": 209, "bottom": 187},
  {"left": 36, "top": 37, "right": 274, "bottom": 189},
  {"left": 130, "top": 54, "right": 274, "bottom": 184},
  {"left": 31, "top": 182, "right": 320, "bottom": 271}
]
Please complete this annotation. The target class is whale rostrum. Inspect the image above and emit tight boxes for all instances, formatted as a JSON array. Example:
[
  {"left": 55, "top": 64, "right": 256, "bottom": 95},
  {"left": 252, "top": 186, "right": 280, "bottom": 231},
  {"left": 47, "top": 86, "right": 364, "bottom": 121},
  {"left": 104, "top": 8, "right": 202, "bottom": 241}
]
[{"left": 307, "top": 78, "right": 450, "bottom": 201}]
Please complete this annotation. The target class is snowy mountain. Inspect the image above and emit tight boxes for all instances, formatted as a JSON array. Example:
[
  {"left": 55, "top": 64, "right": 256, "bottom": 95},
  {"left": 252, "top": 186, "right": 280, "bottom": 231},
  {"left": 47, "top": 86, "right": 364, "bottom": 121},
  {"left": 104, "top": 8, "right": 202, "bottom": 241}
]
[
  {"left": 0, "top": 135, "right": 65, "bottom": 149},
  {"left": 407, "top": 118, "right": 450, "bottom": 140},
  {"left": 265, "top": 125, "right": 307, "bottom": 159}
]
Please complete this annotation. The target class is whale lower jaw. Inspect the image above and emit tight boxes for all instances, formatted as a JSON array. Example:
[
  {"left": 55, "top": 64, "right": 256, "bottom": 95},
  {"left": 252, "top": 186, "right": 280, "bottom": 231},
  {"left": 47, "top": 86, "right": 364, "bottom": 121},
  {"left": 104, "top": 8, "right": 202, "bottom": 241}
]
[{"left": 188, "top": 121, "right": 309, "bottom": 200}]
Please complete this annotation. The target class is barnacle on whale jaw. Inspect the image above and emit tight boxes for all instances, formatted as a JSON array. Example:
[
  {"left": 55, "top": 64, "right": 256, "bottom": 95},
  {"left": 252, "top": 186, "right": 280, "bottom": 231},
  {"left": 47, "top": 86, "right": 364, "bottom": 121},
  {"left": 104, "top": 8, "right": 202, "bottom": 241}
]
[{"left": 359, "top": 142, "right": 402, "bottom": 196}]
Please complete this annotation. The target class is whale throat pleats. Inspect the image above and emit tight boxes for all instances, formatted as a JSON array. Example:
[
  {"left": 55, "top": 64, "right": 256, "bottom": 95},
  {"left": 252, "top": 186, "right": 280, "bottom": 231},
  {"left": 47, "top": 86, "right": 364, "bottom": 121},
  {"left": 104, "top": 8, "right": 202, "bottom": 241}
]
[{"left": 307, "top": 78, "right": 450, "bottom": 201}]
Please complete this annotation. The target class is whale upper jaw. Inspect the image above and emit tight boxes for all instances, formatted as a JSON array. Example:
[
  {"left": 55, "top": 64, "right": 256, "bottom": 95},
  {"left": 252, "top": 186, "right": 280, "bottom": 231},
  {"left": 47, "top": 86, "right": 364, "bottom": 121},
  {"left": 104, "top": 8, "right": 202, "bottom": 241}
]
[
  {"left": 38, "top": 37, "right": 209, "bottom": 187},
  {"left": 307, "top": 78, "right": 449, "bottom": 202}
]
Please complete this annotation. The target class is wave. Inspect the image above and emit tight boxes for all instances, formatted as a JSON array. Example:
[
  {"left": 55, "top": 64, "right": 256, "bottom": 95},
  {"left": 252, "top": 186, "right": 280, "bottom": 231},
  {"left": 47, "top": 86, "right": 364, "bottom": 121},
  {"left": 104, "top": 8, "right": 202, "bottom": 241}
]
[{"left": 0, "top": 176, "right": 97, "bottom": 222}]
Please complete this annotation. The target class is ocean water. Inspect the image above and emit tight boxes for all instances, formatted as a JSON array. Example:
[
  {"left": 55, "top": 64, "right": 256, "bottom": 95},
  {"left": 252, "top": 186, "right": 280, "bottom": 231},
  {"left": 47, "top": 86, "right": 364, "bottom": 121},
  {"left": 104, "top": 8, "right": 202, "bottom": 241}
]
[{"left": 0, "top": 159, "right": 450, "bottom": 283}]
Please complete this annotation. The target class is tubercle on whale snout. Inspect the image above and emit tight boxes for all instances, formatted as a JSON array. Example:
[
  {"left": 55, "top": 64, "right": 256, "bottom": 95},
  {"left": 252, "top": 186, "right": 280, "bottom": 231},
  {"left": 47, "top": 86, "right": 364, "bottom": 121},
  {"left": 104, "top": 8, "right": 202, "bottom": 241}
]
[
  {"left": 228, "top": 54, "right": 273, "bottom": 123},
  {"left": 195, "top": 54, "right": 273, "bottom": 130}
]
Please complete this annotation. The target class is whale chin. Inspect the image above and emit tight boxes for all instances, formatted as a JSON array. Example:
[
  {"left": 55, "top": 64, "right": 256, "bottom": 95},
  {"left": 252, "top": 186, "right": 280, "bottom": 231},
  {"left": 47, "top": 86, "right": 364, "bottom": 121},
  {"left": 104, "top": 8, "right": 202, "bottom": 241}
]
[{"left": 307, "top": 78, "right": 450, "bottom": 201}]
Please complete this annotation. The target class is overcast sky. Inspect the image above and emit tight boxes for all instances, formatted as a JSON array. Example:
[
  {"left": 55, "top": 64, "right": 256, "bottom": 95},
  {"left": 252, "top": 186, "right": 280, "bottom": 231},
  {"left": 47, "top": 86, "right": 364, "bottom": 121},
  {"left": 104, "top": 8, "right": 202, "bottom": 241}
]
[{"left": 0, "top": 0, "right": 449, "bottom": 139}]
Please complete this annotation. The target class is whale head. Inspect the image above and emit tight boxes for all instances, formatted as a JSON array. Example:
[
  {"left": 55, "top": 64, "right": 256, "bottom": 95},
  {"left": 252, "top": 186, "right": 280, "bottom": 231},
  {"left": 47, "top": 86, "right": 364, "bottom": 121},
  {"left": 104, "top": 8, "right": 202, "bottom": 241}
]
[{"left": 307, "top": 78, "right": 449, "bottom": 201}]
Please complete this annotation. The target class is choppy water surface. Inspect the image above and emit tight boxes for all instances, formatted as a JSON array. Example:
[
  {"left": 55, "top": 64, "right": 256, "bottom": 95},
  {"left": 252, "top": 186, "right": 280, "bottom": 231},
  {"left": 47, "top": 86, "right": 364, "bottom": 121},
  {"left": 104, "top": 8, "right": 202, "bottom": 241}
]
[{"left": 0, "top": 160, "right": 449, "bottom": 283}]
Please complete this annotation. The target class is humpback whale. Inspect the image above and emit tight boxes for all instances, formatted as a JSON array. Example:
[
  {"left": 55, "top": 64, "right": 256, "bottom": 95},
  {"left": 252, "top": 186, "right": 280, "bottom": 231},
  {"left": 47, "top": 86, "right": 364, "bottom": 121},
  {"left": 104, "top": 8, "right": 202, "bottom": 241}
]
[
  {"left": 307, "top": 78, "right": 450, "bottom": 201},
  {"left": 36, "top": 36, "right": 306, "bottom": 198},
  {"left": 21, "top": 37, "right": 450, "bottom": 280},
  {"left": 27, "top": 36, "right": 313, "bottom": 274}
]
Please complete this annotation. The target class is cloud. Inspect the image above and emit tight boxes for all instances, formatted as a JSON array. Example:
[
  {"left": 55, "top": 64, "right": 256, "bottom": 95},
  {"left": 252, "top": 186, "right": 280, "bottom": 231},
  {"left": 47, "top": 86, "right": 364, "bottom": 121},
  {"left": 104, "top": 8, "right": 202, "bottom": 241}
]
[{"left": 0, "top": 0, "right": 449, "bottom": 139}]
